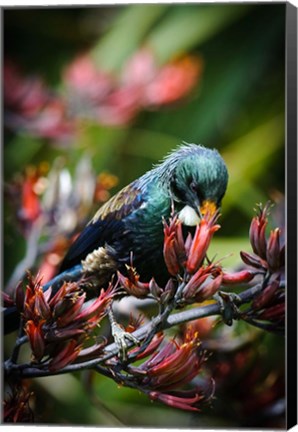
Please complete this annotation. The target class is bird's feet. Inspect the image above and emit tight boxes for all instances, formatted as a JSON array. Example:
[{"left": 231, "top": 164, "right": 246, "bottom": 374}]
[
  {"left": 110, "top": 321, "right": 140, "bottom": 362},
  {"left": 214, "top": 291, "right": 242, "bottom": 326},
  {"left": 108, "top": 305, "right": 140, "bottom": 361}
]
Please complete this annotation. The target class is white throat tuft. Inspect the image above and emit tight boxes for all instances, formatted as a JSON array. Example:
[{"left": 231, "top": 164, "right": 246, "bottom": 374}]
[{"left": 178, "top": 205, "right": 200, "bottom": 226}]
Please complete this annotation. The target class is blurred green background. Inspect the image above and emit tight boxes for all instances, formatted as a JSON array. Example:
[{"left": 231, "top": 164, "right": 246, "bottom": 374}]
[{"left": 4, "top": 3, "right": 285, "bottom": 428}]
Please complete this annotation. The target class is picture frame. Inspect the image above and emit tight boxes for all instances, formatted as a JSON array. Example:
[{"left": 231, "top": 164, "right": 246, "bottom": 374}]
[{"left": 2, "top": 2, "right": 297, "bottom": 429}]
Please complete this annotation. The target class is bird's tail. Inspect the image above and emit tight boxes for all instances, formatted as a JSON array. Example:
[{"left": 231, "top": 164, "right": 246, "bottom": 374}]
[{"left": 3, "top": 264, "right": 83, "bottom": 335}]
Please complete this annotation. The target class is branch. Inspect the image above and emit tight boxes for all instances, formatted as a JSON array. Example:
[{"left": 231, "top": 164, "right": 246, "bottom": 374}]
[{"left": 4, "top": 282, "right": 263, "bottom": 380}]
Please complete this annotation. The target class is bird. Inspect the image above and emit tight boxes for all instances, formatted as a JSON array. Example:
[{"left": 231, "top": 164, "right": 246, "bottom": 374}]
[
  {"left": 4, "top": 143, "right": 228, "bottom": 337},
  {"left": 60, "top": 143, "right": 228, "bottom": 285}
]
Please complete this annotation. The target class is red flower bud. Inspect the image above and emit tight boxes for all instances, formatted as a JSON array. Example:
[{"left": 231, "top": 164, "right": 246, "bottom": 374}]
[
  {"left": 249, "top": 215, "right": 267, "bottom": 259},
  {"left": 184, "top": 232, "right": 193, "bottom": 256},
  {"left": 34, "top": 288, "right": 51, "bottom": 320},
  {"left": 186, "top": 217, "right": 220, "bottom": 274},
  {"left": 149, "top": 278, "right": 163, "bottom": 299},
  {"left": 266, "top": 228, "right": 281, "bottom": 272},
  {"left": 56, "top": 294, "right": 86, "bottom": 327},
  {"left": 258, "top": 221, "right": 268, "bottom": 258},
  {"left": 222, "top": 270, "right": 255, "bottom": 285},
  {"left": 252, "top": 278, "right": 280, "bottom": 310},
  {"left": 174, "top": 220, "right": 187, "bottom": 262},
  {"left": 249, "top": 202, "right": 273, "bottom": 258},
  {"left": 240, "top": 251, "right": 267, "bottom": 270},
  {"left": 279, "top": 245, "right": 285, "bottom": 267},
  {"left": 49, "top": 339, "right": 81, "bottom": 372},
  {"left": 76, "top": 339, "right": 108, "bottom": 362},
  {"left": 183, "top": 268, "right": 210, "bottom": 300},
  {"left": 118, "top": 268, "right": 149, "bottom": 298},
  {"left": 258, "top": 303, "right": 285, "bottom": 321},
  {"left": 25, "top": 320, "right": 45, "bottom": 362},
  {"left": 22, "top": 274, "right": 46, "bottom": 320},
  {"left": 53, "top": 296, "right": 78, "bottom": 320},
  {"left": 194, "top": 274, "right": 223, "bottom": 302},
  {"left": 149, "top": 390, "right": 203, "bottom": 412},
  {"left": 75, "top": 285, "right": 114, "bottom": 322},
  {"left": 163, "top": 217, "right": 185, "bottom": 276},
  {"left": 130, "top": 326, "right": 213, "bottom": 412},
  {"left": 163, "top": 232, "right": 180, "bottom": 275},
  {"left": 129, "top": 333, "right": 164, "bottom": 361},
  {"left": 160, "top": 278, "right": 176, "bottom": 304}
]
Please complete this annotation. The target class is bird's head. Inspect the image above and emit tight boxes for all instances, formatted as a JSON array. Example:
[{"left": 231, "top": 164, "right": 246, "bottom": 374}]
[{"left": 165, "top": 144, "right": 228, "bottom": 225}]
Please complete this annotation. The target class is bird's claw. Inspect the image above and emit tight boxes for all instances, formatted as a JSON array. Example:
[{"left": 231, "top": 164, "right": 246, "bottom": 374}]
[
  {"left": 111, "top": 321, "right": 140, "bottom": 362},
  {"left": 214, "top": 291, "right": 242, "bottom": 326}
]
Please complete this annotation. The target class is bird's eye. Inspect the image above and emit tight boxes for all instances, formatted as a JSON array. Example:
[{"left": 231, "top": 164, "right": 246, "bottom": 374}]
[
  {"left": 189, "top": 180, "right": 204, "bottom": 203},
  {"left": 190, "top": 181, "right": 197, "bottom": 192}
]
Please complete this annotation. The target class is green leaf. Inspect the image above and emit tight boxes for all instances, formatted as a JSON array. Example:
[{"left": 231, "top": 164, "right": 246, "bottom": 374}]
[
  {"left": 222, "top": 114, "right": 284, "bottom": 214},
  {"left": 147, "top": 4, "right": 252, "bottom": 63},
  {"left": 144, "top": 5, "right": 284, "bottom": 146},
  {"left": 91, "top": 5, "right": 169, "bottom": 72},
  {"left": 4, "top": 135, "right": 44, "bottom": 178}
]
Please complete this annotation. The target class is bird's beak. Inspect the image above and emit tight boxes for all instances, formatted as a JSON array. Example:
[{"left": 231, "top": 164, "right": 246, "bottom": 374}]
[{"left": 198, "top": 200, "right": 217, "bottom": 218}]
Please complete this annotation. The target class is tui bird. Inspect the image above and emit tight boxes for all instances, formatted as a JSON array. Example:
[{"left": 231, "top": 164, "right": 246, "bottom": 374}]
[
  {"left": 60, "top": 143, "right": 228, "bottom": 284},
  {"left": 4, "top": 143, "right": 228, "bottom": 337}
]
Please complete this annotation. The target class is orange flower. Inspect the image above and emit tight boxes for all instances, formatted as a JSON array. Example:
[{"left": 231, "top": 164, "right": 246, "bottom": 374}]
[
  {"left": 25, "top": 320, "right": 45, "bottom": 362},
  {"left": 186, "top": 214, "right": 220, "bottom": 274},
  {"left": 183, "top": 264, "right": 222, "bottom": 302},
  {"left": 163, "top": 216, "right": 186, "bottom": 276},
  {"left": 133, "top": 327, "right": 203, "bottom": 390},
  {"left": 20, "top": 273, "right": 115, "bottom": 370},
  {"left": 117, "top": 267, "right": 150, "bottom": 298},
  {"left": 128, "top": 327, "right": 214, "bottom": 411}
]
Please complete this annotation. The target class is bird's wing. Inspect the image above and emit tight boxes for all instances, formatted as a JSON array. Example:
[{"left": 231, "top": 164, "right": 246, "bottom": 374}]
[
  {"left": 60, "top": 182, "right": 144, "bottom": 271},
  {"left": 91, "top": 182, "right": 143, "bottom": 222}
]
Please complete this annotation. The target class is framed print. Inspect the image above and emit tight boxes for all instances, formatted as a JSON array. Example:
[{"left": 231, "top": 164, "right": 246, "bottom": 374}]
[{"left": 2, "top": 2, "right": 297, "bottom": 429}]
